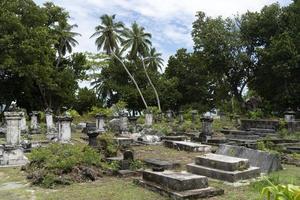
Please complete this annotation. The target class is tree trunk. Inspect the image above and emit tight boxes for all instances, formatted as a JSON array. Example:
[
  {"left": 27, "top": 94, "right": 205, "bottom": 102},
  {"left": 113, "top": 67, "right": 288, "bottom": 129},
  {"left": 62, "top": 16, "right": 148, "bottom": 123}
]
[
  {"left": 141, "top": 58, "right": 161, "bottom": 112},
  {"left": 112, "top": 53, "right": 148, "bottom": 110}
]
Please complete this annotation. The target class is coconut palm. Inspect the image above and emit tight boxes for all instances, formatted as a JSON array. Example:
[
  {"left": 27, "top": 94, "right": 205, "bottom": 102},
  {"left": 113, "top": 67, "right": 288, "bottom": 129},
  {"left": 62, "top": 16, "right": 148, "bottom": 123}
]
[
  {"left": 121, "top": 23, "right": 162, "bottom": 112},
  {"left": 147, "top": 47, "right": 164, "bottom": 71},
  {"left": 55, "top": 23, "right": 81, "bottom": 67},
  {"left": 90, "top": 14, "right": 124, "bottom": 54},
  {"left": 121, "top": 22, "right": 152, "bottom": 59},
  {"left": 91, "top": 15, "right": 148, "bottom": 109}
]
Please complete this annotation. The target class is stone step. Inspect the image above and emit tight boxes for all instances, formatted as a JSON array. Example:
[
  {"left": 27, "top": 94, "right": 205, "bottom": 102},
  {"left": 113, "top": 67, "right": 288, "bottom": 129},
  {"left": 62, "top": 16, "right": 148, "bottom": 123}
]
[
  {"left": 194, "top": 153, "right": 250, "bottom": 171},
  {"left": 186, "top": 163, "right": 260, "bottom": 183},
  {"left": 164, "top": 140, "right": 211, "bottom": 152},
  {"left": 142, "top": 170, "right": 208, "bottom": 191},
  {"left": 134, "top": 178, "right": 224, "bottom": 200}
]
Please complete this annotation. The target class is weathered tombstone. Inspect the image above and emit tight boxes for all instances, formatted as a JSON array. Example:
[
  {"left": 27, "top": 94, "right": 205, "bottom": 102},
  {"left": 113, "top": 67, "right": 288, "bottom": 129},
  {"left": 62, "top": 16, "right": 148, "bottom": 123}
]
[
  {"left": 86, "top": 130, "right": 101, "bottom": 148},
  {"left": 155, "top": 112, "right": 163, "bottom": 123},
  {"left": 0, "top": 111, "right": 28, "bottom": 166},
  {"left": 166, "top": 110, "right": 173, "bottom": 122},
  {"left": 178, "top": 111, "right": 184, "bottom": 123},
  {"left": 4, "top": 112, "right": 21, "bottom": 146},
  {"left": 30, "top": 111, "right": 39, "bottom": 134},
  {"left": 20, "top": 111, "right": 28, "bottom": 134},
  {"left": 45, "top": 108, "right": 54, "bottom": 132},
  {"left": 199, "top": 117, "right": 213, "bottom": 142},
  {"left": 57, "top": 115, "right": 73, "bottom": 143},
  {"left": 95, "top": 113, "right": 106, "bottom": 131},
  {"left": 145, "top": 111, "right": 153, "bottom": 127},
  {"left": 285, "top": 109, "right": 296, "bottom": 133},
  {"left": 119, "top": 113, "right": 128, "bottom": 133},
  {"left": 108, "top": 116, "right": 121, "bottom": 133}
]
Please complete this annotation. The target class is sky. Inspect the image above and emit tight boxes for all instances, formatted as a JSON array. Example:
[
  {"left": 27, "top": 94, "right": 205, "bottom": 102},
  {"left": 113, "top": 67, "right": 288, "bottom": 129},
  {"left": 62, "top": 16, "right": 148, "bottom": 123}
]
[{"left": 34, "top": 0, "right": 292, "bottom": 68}]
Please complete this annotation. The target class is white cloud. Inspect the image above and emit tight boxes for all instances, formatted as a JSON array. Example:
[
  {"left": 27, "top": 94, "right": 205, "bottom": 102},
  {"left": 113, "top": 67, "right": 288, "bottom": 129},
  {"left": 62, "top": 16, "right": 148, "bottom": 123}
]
[{"left": 35, "top": 0, "right": 292, "bottom": 65}]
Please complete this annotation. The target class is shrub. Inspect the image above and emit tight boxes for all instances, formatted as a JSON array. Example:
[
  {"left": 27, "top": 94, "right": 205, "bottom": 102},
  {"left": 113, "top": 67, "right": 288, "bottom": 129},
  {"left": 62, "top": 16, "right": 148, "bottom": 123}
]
[
  {"left": 97, "top": 132, "right": 118, "bottom": 157},
  {"left": 26, "top": 143, "right": 102, "bottom": 188},
  {"left": 130, "top": 160, "right": 144, "bottom": 170}
]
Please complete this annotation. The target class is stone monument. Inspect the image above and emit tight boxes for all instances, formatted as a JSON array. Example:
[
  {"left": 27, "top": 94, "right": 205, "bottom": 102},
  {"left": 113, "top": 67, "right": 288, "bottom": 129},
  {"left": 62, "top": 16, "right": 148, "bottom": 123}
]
[
  {"left": 178, "top": 111, "right": 184, "bottom": 123},
  {"left": 45, "top": 108, "right": 57, "bottom": 139},
  {"left": 95, "top": 113, "right": 106, "bottom": 132},
  {"left": 30, "top": 111, "right": 40, "bottom": 134},
  {"left": 119, "top": 112, "right": 128, "bottom": 134},
  {"left": 0, "top": 111, "right": 28, "bottom": 166},
  {"left": 199, "top": 116, "right": 213, "bottom": 142},
  {"left": 145, "top": 111, "right": 153, "bottom": 127},
  {"left": 57, "top": 115, "right": 73, "bottom": 143}
]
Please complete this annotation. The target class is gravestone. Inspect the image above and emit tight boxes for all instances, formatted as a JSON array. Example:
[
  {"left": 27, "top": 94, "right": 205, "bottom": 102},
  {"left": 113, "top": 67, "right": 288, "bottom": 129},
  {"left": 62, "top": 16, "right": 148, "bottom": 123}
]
[
  {"left": 123, "top": 150, "right": 134, "bottom": 161},
  {"left": 20, "top": 111, "right": 28, "bottom": 134},
  {"left": 284, "top": 109, "right": 296, "bottom": 133},
  {"left": 57, "top": 115, "right": 73, "bottom": 143},
  {"left": 0, "top": 111, "right": 28, "bottom": 166},
  {"left": 187, "top": 153, "right": 260, "bottom": 183},
  {"left": 166, "top": 110, "right": 173, "bottom": 122},
  {"left": 216, "top": 144, "right": 282, "bottom": 173},
  {"left": 191, "top": 110, "right": 198, "bottom": 124},
  {"left": 145, "top": 112, "right": 153, "bottom": 127},
  {"left": 119, "top": 113, "right": 128, "bottom": 133},
  {"left": 164, "top": 140, "right": 211, "bottom": 152},
  {"left": 30, "top": 111, "right": 40, "bottom": 134},
  {"left": 45, "top": 108, "right": 57, "bottom": 139},
  {"left": 199, "top": 117, "right": 213, "bottom": 142},
  {"left": 143, "top": 158, "right": 181, "bottom": 170},
  {"left": 95, "top": 113, "right": 106, "bottom": 132}
]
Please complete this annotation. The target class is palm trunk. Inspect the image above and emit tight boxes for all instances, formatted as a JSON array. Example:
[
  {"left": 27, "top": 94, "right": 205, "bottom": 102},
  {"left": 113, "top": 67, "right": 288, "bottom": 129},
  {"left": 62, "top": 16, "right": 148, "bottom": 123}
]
[
  {"left": 141, "top": 58, "right": 161, "bottom": 112},
  {"left": 112, "top": 53, "right": 148, "bottom": 110}
]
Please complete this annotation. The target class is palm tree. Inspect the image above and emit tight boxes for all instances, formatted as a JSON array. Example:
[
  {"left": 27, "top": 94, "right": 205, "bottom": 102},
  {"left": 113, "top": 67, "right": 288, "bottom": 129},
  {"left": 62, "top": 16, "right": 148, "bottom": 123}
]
[
  {"left": 90, "top": 14, "right": 124, "bottom": 54},
  {"left": 121, "top": 22, "right": 152, "bottom": 59},
  {"left": 91, "top": 15, "right": 148, "bottom": 109},
  {"left": 147, "top": 47, "right": 164, "bottom": 71},
  {"left": 55, "top": 23, "right": 81, "bottom": 68},
  {"left": 122, "top": 23, "right": 162, "bottom": 112}
]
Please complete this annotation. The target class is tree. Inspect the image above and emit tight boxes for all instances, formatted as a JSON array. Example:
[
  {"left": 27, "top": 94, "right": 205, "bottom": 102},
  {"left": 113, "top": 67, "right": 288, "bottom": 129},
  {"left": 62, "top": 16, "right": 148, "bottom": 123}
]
[
  {"left": 192, "top": 12, "right": 254, "bottom": 111},
  {"left": 147, "top": 47, "right": 164, "bottom": 71},
  {"left": 121, "top": 22, "right": 162, "bottom": 112},
  {"left": 91, "top": 15, "right": 149, "bottom": 110},
  {"left": 240, "top": 2, "right": 300, "bottom": 112},
  {"left": 74, "top": 87, "right": 99, "bottom": 114}
]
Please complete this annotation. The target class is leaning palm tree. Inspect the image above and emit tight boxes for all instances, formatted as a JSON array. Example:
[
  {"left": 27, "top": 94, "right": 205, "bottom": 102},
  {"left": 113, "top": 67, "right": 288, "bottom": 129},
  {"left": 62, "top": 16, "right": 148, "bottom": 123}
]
[
  {"left": 122, "top": 23, "right": 162, "bottom": 112},
  {"left": 55, "top": 23, "right": 81, "bottom": 68},
  {"left": 91, "top": 14, "right": 148, "bottom": 109},
  {"left": 147, "top": 47, "right": 164, "bottom": 71}
]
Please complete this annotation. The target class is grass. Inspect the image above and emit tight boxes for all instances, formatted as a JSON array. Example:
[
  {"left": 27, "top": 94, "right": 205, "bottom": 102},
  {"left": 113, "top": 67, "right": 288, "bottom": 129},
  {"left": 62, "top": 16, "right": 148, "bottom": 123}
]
[{"left": 0, "top": 144, "right": 299, "bottom": 200}]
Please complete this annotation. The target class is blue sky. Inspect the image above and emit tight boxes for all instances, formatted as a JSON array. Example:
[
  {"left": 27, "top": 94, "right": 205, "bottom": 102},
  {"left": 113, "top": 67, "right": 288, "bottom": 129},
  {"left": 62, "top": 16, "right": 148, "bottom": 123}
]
[{"left": 34, "top": 0, "right": 292, "bottom": 68}]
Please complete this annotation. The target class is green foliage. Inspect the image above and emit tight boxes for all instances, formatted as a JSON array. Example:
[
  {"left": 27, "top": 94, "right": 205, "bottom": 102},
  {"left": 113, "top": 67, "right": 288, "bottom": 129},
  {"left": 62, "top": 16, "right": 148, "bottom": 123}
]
[
  {"left": 27, "top": 143, "right": 102, "bottom": 187},
  {"left": 152, "top": 123, "right": 172, "bottom": 135},
  {"left": 101, "top": 161, "right": 120, "bottom": 172},
  {"left": 260, "top": 179, "right": 300, "bottom": 200},
  {"left": 88, "top": 106, "right": 113, "bottom": 117},
  {"left": 129, "top": 160, "right": 144, "bottom": 170},
  {"left": 97, "top": 132, "right": 118, "bottom": 157},
  {"left": 247, "top": 109, "right": 264, "bottom": 119},
  {"left": 74, "top": 87, "right": 100, "bottom": 115}
]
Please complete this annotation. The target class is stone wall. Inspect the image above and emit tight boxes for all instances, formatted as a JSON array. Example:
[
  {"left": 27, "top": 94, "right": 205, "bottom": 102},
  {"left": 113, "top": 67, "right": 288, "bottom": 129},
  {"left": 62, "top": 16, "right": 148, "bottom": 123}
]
[{"left": 240, "top": 119, "right": 279, "bottom": 131}]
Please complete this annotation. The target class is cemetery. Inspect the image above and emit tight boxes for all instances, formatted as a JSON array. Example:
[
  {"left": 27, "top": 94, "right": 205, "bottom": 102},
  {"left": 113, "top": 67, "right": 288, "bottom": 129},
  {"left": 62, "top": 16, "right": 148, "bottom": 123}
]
[{"left": 0, "top": 0, "right": 299, "bottom": 199}]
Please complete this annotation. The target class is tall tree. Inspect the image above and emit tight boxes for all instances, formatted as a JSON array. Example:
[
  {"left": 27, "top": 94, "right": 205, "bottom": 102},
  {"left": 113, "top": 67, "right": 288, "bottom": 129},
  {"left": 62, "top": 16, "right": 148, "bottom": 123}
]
[
  {"left": 91, "top": 15, "right": 149, "bottom": 109},
  {"left": 122, "top": 22, "right": 162, "bottom": 111}
]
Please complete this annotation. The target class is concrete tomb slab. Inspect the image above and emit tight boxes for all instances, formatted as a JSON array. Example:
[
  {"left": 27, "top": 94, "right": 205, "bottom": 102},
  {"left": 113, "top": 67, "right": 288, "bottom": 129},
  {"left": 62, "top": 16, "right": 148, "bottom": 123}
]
[
  {"left": 134, "top": 170, "right": 223, "bottom": 199},
  {"left": 164, "top": 140, "right": 211, "bottom": 152},
  {"left": 144, "top": 158, "right": 181, "bottom": 170}
]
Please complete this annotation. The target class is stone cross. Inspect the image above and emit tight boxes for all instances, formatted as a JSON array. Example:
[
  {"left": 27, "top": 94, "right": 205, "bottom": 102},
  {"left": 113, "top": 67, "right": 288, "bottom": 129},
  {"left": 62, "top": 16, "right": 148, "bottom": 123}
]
[
  {"left": 4, "top": 112, "right": 22, "bottom": 146},
  {"left": 57, "top": 115, "right": 73, "bottom": 143},
  {"left": 145, "top": 112, "right": 153, "bottom": 127},
  {"left": 95, "top": 113, "right": 106, "bottom": 131}
]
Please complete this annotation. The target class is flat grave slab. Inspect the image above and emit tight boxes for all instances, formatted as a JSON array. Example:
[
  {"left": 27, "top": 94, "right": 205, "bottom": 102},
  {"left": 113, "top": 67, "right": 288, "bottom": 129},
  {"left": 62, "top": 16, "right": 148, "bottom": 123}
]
[
  {"left": 114, "top": 137, "right": 133, "bottom": 146},
  {"left": 134, "top": 179, "right": 224, "bottom": 200},
  {"left": 195, "top": 153, "right": 250, "bottom": 171},
  {"left": 142, "top": 170, "right": 208, "bottom": 191},
  {"left": 143, "top": 158, "right": 181, "bottom": 170},
  {"left": 161, "top": 136, "right": 186, "bottom": 141},
  {"left": 164, "top": 140, "right": 211, "bottom": 152},
  {"left": 186, "top": 163, "right": 260, "bottom": 183}
]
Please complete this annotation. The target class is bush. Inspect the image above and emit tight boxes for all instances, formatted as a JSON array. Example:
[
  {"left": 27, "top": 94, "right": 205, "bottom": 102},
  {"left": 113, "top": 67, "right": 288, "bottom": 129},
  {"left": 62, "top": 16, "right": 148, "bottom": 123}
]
[
  {"left": 97, "top": 132, "right": 118, "bottom": 157},
  {"left": 26, "top": 143, "right": 102, "bottom": 188}
]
